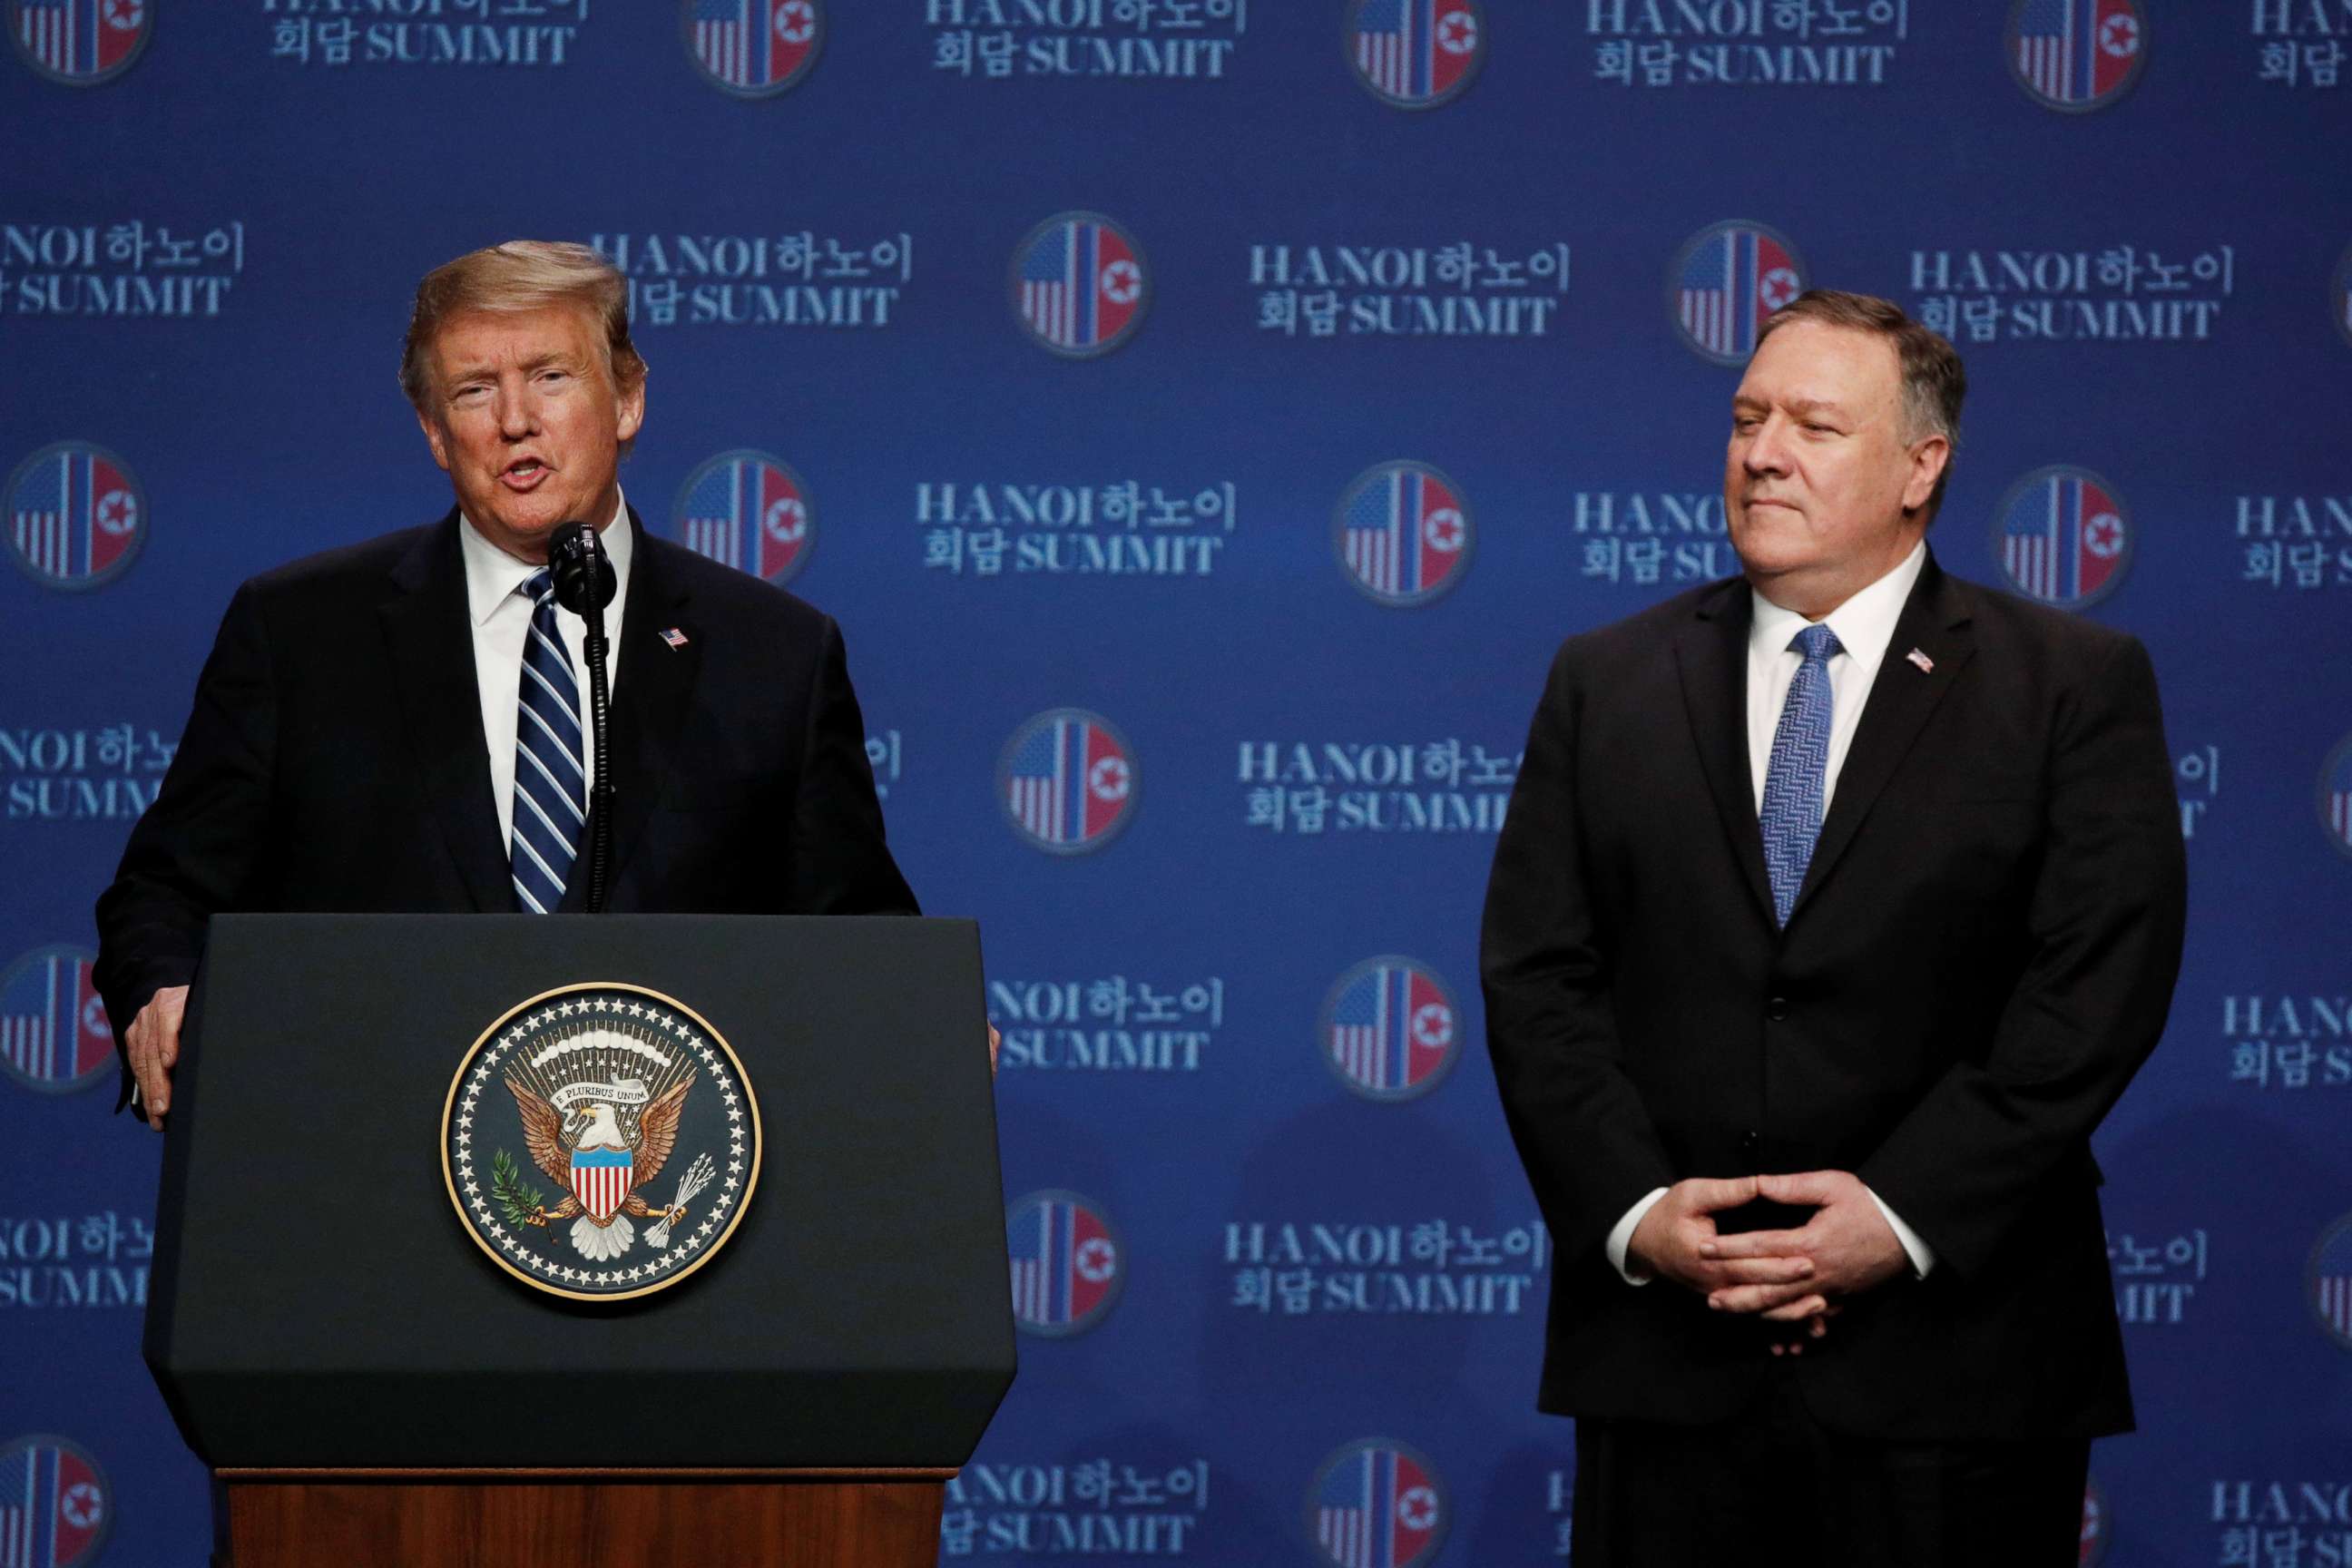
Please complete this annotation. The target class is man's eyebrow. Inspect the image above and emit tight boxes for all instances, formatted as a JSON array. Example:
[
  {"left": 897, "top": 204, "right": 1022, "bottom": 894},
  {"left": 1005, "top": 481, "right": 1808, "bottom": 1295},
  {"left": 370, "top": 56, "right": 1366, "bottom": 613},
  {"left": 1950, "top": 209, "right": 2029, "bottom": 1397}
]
[{"left": 1730, "top": 394, "right": 1854, "bottom": 418}]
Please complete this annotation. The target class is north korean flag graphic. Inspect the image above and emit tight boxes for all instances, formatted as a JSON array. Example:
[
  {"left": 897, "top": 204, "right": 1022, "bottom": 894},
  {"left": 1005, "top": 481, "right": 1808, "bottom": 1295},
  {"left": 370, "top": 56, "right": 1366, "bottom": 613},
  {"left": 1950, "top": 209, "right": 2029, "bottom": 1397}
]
[
  {"left": 1676, "top": 222, "right": 1804, "bottom": 364},
  {"left": 2012, "top": 0, "right": 2141, "bottom": 109},
  {"left": 1997, "top": 467, "right": 2128, "bottom": 608},
  {"left": 1311, "top": 1442, "right": 1446, "bottom": 1568},
  {"left": 2321, "top": 735, "right": 2352, "bottom": 858},
  {"left": 0, "top": 948, "right": 113, "bottom": 1093},
  {"left": 1000, "top": 710, "right": 1135, "bottom": 854},
  {"left": 1015, "top": 215, "right": 1146, "bottom": 357},
  {"left": 1349, "top": 0, "right": 1482, "bottom": 108},
  {"left": 1338, "top": 462, "right": 1471, "bottom": 606},
  {"left": 1325, "top": 959, "right": 1457, "bottom": 1102},
  {"left": 1005, "top": 1192, "right": 1121, "bottom": 1335},
  {"left": 688, "top": 0, "right": 820, "bottom": 95},
  {"left": 2308, "top": 1215, "right": 2352, "bottom": 1348},
  {"left": 14, "top": 0, "right": 147, "bottom": 83},
  {"left": 675, "top": 451, "right": 811, "bottom": 585},
  {"left": 570, "top": 1147, "right": 633, "bottom": 1223},
  {"left": 7, "top": 445, "right": 141, "bottom": 590},
  {"left": 0, "top": 1436, "right": 111, "bottom": 1568}
]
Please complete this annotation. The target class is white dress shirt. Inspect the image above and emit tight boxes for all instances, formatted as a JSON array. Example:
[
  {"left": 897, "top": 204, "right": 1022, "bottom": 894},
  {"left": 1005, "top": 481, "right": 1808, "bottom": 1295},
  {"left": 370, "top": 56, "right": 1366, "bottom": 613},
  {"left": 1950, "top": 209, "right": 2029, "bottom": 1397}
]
[
  {"left": 1606, "top": 541, "right": 1938, "bottom": 1284},
  {"left": 457, "top": 491, "right": 632, "bottom": 851}
]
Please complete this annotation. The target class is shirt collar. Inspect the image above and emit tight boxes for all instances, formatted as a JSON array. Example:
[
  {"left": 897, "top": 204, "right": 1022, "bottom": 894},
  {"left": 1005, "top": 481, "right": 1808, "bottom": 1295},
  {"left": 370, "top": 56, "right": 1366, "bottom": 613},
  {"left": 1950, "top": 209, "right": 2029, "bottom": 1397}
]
[
  {"left": 458, "top": 488, "right": 632, "bottom": 627},
  {"left": 1749, "top": 539, "right": 1927, "bottom": 668}
]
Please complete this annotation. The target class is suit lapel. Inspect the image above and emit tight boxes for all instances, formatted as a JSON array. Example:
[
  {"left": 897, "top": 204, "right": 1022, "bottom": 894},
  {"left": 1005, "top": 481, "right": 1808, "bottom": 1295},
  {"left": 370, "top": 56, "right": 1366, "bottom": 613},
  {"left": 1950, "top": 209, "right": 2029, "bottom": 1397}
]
[
  {"left": 564, "top": 511, "right": 701, "bottom": 910},
  {"left": 1788, "top": 551, "right": 1976, "bottom": 923},
  {"left": 378, "top": 512, "right": 511, "bottom": 913},
  {"left": 1674, "top": 580, "right": 1776, "bottom": 927}
]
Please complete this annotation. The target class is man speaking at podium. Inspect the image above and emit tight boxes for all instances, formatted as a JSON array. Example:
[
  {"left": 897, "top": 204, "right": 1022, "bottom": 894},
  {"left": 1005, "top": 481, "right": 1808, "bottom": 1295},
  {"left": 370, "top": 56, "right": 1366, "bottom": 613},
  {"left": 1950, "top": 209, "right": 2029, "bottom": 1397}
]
[
  {"left": 1481, "top": 291, "right": 2186, "bottom": 1563},
  {"left": 94, "top": 240, "right": 918, "bottom": 1129}
]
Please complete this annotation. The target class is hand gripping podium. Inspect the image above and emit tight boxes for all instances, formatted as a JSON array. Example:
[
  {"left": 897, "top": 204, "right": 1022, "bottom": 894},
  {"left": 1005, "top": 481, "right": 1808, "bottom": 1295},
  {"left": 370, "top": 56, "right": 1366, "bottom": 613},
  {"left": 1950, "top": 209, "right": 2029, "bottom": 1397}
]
[{"left": 142, "top": 914, "right": 1016, "bottom": 1568}]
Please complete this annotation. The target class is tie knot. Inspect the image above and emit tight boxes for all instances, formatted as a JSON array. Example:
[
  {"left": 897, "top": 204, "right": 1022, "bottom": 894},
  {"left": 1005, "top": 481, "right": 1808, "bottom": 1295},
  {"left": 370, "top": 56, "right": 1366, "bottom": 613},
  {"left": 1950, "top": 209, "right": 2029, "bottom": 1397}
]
[
  {"left": 1789, "top": 623, "right": 1842, "bottom": 663},
  {"left": 522, "top": 567, "right": 554, "bottom": 603}
]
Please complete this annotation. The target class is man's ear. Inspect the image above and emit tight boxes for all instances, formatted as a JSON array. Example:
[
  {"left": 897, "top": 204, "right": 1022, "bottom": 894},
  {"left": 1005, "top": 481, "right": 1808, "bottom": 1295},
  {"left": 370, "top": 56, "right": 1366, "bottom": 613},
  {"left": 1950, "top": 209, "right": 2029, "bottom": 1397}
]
[
  {"left": 614, "top": 370, "right": 646, "bottom": 447},
  {"left": 416, "top": 407, "right": 452, "bottom": 474},
  {"left": 1903, "top": 436, "right": 1950, "bottom": 514}
]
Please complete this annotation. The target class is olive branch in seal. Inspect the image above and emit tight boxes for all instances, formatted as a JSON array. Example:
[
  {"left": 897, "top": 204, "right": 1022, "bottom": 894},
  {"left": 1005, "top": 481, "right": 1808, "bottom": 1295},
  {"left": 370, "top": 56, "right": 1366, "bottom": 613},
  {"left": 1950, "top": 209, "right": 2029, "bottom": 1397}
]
[{"left": 489, "top": 1148, "right": 546, "bottom": 1229}]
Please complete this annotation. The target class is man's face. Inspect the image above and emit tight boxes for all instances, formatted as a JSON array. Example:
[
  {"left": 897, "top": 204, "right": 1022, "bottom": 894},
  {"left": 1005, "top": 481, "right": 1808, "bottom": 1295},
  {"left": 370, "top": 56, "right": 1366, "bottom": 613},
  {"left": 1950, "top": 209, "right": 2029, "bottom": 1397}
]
[
  {"left": 1723, "top": 318, "right": 1945, "bottom": 614},
  {"left": 415, "top": 304, "right": 643, "bottom": 563}
]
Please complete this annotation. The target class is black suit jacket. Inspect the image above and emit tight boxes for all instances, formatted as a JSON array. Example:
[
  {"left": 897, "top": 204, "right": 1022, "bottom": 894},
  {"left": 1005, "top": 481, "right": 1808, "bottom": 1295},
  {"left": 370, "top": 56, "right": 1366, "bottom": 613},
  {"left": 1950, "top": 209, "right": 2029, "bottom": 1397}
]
[
  {"left": 1480, "top": 552, "right": 2186, "bottom": 1444},
  {"left": 94, "top": 509, "right": 916, "bottom": 1102}
]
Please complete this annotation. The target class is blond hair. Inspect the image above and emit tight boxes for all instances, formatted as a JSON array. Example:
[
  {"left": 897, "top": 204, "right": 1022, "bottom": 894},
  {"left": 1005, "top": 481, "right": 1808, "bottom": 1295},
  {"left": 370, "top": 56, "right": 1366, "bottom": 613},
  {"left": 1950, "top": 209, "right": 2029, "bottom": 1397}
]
[{"left": 399, "top": 240, "right": 646, "bottom": 413}]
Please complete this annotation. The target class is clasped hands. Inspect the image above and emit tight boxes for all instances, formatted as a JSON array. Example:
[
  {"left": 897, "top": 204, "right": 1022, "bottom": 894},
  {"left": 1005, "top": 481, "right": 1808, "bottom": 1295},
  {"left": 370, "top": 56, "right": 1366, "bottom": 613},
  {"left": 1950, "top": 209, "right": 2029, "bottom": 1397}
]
[{"left": 1625, "top": 1171, "right": 1908, "bottom": 1356}]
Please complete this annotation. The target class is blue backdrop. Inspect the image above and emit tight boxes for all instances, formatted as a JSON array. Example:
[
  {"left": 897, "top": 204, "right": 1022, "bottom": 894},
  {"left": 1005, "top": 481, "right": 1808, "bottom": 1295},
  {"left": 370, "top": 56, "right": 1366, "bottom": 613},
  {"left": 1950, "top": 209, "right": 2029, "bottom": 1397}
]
[{"left": 4, "top": 3, "right": 2350, "bottom": 1563}]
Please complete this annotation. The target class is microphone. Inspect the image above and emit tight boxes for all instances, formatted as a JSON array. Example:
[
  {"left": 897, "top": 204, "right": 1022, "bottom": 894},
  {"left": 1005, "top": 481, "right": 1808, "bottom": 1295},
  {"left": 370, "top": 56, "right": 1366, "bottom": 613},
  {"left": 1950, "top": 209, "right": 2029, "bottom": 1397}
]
[{"left": 547, "top": 522, "right": 616, "bottom": 914}]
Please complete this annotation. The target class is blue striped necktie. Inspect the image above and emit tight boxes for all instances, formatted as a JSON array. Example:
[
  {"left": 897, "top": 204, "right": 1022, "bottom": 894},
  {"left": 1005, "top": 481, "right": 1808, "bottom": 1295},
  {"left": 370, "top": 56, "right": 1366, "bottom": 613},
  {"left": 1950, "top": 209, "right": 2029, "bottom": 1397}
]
[
  {"left": 1759, "top": 622, "right": 1843, "bottom": 927},
  {"left": 510, "top": 567, "right": 586, "bottom": 914}
]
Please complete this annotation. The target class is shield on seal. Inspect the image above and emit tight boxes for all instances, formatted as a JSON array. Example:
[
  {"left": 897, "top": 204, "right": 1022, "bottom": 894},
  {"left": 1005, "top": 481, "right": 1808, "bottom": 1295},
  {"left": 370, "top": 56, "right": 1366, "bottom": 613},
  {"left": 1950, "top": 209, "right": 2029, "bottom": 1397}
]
[{"left": 571, "top": 1147, "right": 633, "bottom": 1222}]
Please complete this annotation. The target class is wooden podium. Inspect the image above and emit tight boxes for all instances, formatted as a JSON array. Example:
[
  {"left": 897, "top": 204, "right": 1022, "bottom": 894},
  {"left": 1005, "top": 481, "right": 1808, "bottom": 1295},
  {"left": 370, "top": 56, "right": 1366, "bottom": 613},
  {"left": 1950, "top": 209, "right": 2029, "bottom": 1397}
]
[{"left": 145, "top": 915, "right": 1016, "bottom": 1568}]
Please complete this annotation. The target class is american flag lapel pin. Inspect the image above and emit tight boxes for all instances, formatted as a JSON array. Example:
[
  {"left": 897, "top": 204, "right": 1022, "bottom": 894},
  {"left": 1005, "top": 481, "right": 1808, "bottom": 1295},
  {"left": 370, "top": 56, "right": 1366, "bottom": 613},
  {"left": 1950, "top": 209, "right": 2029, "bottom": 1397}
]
[
  {"left": 1905, "top": 647, "right": 1935, "bottom": 675},
  {"left": 660, "top": 627, "right": 690, "bottom": 650}
]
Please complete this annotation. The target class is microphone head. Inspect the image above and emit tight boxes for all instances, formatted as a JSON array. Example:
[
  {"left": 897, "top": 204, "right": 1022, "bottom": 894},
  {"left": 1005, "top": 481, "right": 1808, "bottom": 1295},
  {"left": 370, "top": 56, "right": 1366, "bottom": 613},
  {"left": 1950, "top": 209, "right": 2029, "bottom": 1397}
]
[{"left": 547, "top": 521, "right": 618, "bottom": 613}]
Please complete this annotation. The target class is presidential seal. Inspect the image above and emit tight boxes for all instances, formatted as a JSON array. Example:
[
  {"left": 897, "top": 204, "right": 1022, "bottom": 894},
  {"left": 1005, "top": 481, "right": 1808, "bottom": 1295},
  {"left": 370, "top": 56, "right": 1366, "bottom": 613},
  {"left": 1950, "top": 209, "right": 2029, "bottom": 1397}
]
[{"left": 442, "top": 983, "right": 760, "bottom": 1301}]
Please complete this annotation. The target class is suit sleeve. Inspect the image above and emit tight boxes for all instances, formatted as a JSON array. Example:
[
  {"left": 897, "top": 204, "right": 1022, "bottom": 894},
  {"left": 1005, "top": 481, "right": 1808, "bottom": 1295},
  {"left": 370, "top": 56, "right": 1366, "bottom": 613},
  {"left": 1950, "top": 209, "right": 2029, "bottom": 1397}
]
[
  {"left": 93, "top": 582, "right": 280, "bottom": 1108},
  {"left": 780, "top": 616, "right": 919, "bottom": 916},
  {"left": 1857, "top": 633, "right": 2186, "bottom": 1279},
  {"left": 1481, "top": 641, "right": 1678, "bottom": 1266}
]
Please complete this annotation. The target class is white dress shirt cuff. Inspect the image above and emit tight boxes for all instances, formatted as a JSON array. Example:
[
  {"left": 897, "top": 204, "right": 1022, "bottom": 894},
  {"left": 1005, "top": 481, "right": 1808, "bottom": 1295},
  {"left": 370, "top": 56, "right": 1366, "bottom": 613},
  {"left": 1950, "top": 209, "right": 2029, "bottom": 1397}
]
[
  {"left": 1605, "top": 1187, "right": 1671, "bottom": 1285},
  {"left": 1867, "top": 1188, "right": 1937, "bottom": 1278}
]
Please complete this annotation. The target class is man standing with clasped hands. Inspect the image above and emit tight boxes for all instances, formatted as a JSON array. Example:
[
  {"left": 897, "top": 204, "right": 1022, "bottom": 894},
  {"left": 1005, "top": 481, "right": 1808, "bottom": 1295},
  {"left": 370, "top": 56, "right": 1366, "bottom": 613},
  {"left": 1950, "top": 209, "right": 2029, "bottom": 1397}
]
[{"left": 1482, "top": 289, "right": 2185, "bottom": 1564}]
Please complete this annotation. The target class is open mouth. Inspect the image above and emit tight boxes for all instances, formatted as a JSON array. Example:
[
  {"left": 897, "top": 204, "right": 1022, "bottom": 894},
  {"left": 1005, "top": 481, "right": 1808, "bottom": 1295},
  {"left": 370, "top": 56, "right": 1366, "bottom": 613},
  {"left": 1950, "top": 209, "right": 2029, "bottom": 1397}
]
[{"left": 501, "top": 458, "right": 550, "bottom": 490}]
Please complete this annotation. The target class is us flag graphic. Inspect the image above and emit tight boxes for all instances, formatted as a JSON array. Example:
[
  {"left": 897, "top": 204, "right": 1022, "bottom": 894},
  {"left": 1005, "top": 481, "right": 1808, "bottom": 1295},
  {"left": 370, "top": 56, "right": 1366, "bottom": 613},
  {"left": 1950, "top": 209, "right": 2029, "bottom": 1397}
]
[
  {"left": 1338, "top": 462, "right": 1471, "bottom": 605},
  {"left": 2308, "top": 1216, "right": 2352, "bottom": 1348},
  {"left": 13, "top": 0, "right": 145, "bottom": 83},
  {"left": 7, "top": 444, "right": 141, "bottom": 590},
  {"left": 2011, "top": 0, "right": 2141, "bottom": 109},
  {"left": 570, "top": 1147, "right": 633, "bottom": 1222},
  {"left": 2320, "top": 735, "right": 2352, "bottom": 858},
  {"left": 1324, "top": 959, "right": 1457, "bottom": 1101},
  {"left": 1006, "top": 1192, "right": 1121, "bottom": 1335},
  {"left": 688, "top": 0, "right": 820, "bottom": 94},
  {"left": 675, "top": 451, "right": 810, "bottom": 583},
  {"left": 1014, "top": 215, "right": 1146, "bottom": 357},
  {"left": 0, "top": 948, "right": 113, "bottom": 1093},
  {"left": 1349, "top": 0, "right": 1482, "bottom": 108},
  {"left": 1996, "top": 468, "right": 2128, "bottom": 608},
  {"left": 1675, "top": 222, "right": 1804, "bottom": 364},
  {"left": 1000, "top": 710, "right": 1135, "bottom": 853},
  {"left": 1311, "top": 1442, "right": 1446, "bottom": 1568},
  {"left": 0, "top": 1437, "right": 110, "bottom": 1568}
]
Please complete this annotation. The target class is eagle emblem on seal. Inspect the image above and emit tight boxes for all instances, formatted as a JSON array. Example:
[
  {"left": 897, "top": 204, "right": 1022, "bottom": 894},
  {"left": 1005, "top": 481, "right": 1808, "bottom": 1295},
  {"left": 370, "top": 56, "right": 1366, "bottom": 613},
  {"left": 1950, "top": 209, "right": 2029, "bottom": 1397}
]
[{"left": 495, "top": 1024, "right": 704, "bottom": 1262}]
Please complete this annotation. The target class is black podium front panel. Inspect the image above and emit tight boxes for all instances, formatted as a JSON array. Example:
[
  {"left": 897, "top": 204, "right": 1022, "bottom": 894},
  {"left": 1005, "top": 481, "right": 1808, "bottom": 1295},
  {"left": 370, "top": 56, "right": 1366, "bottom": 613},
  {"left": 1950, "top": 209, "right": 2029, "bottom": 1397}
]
[{"left": 144, "top": 914, "right": 1014, "bottom": 1468}]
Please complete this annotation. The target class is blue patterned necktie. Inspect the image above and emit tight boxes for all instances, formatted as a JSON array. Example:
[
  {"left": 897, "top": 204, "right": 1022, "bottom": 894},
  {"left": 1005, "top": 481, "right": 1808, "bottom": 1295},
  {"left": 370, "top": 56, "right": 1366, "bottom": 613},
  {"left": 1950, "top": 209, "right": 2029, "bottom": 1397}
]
[
  {"left": 1759, "top": 622, "right": 1843, "bottom": 927},
  {"left": 510, "top": 567, "right": 586, "bottom": 914}
]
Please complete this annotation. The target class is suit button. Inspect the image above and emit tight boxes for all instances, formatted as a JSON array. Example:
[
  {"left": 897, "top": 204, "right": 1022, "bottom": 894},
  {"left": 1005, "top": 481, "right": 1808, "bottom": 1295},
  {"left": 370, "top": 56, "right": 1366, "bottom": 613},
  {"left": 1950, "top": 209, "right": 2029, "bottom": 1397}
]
[
  {"left": 1740, "top": 1131, "right": 1761, "bottom": 1163},
  {"left": 1766, "top": 995, "right": 1790, "bottom": 1022}
]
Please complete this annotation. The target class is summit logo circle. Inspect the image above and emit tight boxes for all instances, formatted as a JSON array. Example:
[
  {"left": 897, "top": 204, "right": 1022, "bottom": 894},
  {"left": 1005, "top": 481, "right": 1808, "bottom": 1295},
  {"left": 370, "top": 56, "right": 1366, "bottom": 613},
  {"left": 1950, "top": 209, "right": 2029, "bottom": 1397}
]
[
  {"left": 672, "top": 449, "right": 812, "bottom": 585},
  {"left": 1345, "top": 0, "right": 1483, "bottom": 110},
  {"left": 2007, "top": 0, "right": 2144, "bottom": 113},
  {"left": 2306, "top": 1210, "right": 2352, "bottom": 1350},
  {"left": 1005, "top": 1189, "right": 1122, "bottom": 1337},
  {"left": 1992, "top": 466, "right": 2131, "bottom": 610},
  {"left": 5, "top": 442, "right": 144, "bottom": 591},
  {"left": 1011, "top": 212, "right": 1148, "bottom": 359},
  {"left": 0, "top": 1434, "right": 112, "bottom": 1567},
  {"left": 683, "top": 0, "right": 822, "bottom": 97},
  {"left": 2080, "top": 1477, "right": 2109, "bottom": 1567},
  {"left": 1306, "top": 1438, "right": 1447, "bottom": 1568},
  {"left": 998, "top": 709, "right": 1136, "bottom": 855},
  {"left": 0, "top": 946, "right": 113, "bottom": 1095},
  {"left": 1320, "top": 956, "right": 1460, "bottom": 1103},
  {"left": 1670, "top": 221, "right": 1805, "bottom": 367},
  {"left": 1334, "top": 461, "right": 1472, "bottom": 607},
  {"left": 7, "top": 0, "right": 150, "bottom": 87},
  {"left": 2318, "top": 731, "right": 2352, "bottom": 863}
]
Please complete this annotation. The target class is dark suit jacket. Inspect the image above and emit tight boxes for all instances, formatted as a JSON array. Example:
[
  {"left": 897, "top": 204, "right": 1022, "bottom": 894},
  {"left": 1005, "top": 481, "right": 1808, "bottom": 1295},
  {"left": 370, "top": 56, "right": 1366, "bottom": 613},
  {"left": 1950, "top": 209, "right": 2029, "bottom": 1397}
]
[
  {"left": 1480, "top": 552, "right": 2186, "bottom": 1444},
  {"left": 94, "top": 508, "right": 916, "bottom": 1103}
]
